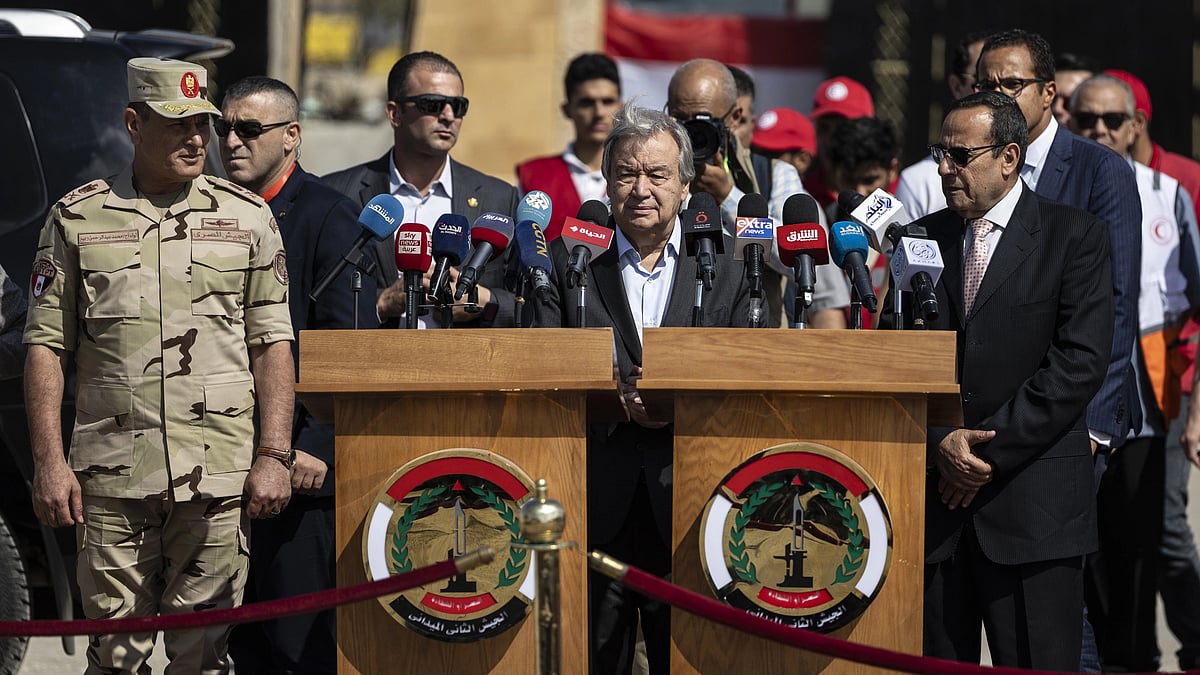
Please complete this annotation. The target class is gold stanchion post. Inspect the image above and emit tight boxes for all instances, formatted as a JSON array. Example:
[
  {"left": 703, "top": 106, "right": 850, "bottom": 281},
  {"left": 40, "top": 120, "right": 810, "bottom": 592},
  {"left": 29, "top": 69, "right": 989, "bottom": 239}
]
[{"left": 520, "top": 478, "right": 566, "bottom": 675}]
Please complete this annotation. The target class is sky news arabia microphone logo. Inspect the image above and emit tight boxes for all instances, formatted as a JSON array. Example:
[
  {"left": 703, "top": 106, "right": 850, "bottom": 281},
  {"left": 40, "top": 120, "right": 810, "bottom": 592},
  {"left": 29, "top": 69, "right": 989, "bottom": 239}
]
[
  {"left": 368, "top": 201, "right": 397, "bottom": 225},
  {"left": 863, "top": 194, "right": 891, "bottom": 225},
  {"left": 362, "top": 449, "right": 536, "bottom": 642},
  {"left": 736, "top": 217, "right": 774, "bottom": 240},
  {"left": 786, "top": 228, "right": 820, "bottom": 243},
  {"left": 699, "top": 442, "right": 893, "bottom": 633},
  {"left": 396, "top": 229, "right": 426, "bottom": 255},
  {"left": 522, "top": 191, "right": 551, "bottom": 211}
]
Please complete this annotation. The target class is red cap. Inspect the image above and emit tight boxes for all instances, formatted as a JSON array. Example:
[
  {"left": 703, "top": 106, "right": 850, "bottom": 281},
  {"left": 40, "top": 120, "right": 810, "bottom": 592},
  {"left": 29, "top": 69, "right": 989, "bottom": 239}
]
[
  {"left": 810, "top": 76, "right": 874, "bottom": 120},
  {"left": 752, "top": 108, "right": 816, "bottom": 154},
  {"left": 1104, "top": 69, "right": 1152, "bottom": 122}
]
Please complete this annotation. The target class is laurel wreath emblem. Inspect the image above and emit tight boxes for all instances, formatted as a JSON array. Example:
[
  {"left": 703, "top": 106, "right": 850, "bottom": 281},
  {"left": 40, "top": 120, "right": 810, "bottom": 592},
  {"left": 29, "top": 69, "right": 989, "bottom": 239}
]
[
  {"left": 812, "top": 482, "right": 865, "bottom": 584},
  {"left": 389, "top": 485, "right": 448, "bottom": 574},
  {"left": 469, "top": 484, "right": 526, "bottom": 588},
  {"left": 728, "top": 480, "right": 786, "bottom": 584}
]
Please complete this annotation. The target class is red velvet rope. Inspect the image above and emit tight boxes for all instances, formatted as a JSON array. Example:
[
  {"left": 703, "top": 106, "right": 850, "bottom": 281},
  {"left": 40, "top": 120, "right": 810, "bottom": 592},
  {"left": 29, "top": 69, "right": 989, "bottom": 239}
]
[
  {"left": 0, "top": 557, "right": 461, "bottom": 637},
  {"left": 614, "top": 563, "right": 1181, "bottom": 675}
]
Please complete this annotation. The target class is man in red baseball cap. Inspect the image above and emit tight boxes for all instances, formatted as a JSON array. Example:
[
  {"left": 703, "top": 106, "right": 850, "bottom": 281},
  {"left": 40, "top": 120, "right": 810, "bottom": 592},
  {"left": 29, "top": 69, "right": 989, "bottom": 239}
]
[{"left": 805, "top": 76, "right": 885, "bottom": 207}]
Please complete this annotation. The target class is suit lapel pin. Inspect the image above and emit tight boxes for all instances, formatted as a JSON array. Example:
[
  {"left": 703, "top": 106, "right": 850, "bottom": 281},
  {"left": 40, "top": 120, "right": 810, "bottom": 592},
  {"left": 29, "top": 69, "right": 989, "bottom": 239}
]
[{"left": 467, "top": 197, "right": 479, "bottom": 208}]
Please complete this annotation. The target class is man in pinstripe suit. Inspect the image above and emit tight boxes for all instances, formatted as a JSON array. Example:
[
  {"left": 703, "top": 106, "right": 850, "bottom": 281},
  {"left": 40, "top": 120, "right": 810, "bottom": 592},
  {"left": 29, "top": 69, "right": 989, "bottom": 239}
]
[{"left": 907, "top": 91, "right": 1113, "bottom": 671}]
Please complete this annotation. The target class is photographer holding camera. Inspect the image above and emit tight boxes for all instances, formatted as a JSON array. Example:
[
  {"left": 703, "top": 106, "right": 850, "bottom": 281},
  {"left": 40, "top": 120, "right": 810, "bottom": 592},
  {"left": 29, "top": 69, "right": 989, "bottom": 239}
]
[{"left": 666, "top": 59, "right": 846, "bottom": 328}]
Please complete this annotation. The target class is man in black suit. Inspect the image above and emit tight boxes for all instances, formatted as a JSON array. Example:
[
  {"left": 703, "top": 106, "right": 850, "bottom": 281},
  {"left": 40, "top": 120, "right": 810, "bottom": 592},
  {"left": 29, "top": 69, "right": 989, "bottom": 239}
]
[
  {"left": 908, "top": 91, "right": 1114, "bottom": 671},
  {"left": 219, "top": 76, "right": 377, "bottom": 674},
  {"left": 324, "top": 51, "right": 519, "bottom": 327},
  {"left": 535, "top": 104, "right": 764, "bottom": 673}
]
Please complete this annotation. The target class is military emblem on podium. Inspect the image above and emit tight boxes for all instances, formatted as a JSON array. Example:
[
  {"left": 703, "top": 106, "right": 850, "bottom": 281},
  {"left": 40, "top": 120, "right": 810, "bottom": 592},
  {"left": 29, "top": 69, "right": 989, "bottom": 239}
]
[
  {"left": 698, "top": 442, "right": 893, "bottom": 632},
  {"left": 362, "top": 449, "right": 536, "bottom": 641}
]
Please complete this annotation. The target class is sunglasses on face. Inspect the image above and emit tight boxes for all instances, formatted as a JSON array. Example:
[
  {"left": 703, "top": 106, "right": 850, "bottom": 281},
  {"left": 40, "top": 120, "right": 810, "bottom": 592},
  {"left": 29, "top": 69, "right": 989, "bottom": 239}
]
[
  {"left": 1073, "top": 112, "right": 1130, "bottom": 131},
  {"left": 214, "top": 119, "right": 292, "bottom": 139},
  {"left": 397, "top": 94, "right": 470, "bottom": 118},
  {"left": 973, "top": 77, "right": 1046, "bottom": 96},
  {"left": 929, "top": 143, "right": 1006, "bottom": 168}
]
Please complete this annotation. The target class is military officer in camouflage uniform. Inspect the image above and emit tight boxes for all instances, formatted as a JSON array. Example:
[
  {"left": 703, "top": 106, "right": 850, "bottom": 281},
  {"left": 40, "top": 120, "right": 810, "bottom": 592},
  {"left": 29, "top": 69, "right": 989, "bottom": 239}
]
[{"left": 23, "top": 57, "right": 295, "bottom": 675}]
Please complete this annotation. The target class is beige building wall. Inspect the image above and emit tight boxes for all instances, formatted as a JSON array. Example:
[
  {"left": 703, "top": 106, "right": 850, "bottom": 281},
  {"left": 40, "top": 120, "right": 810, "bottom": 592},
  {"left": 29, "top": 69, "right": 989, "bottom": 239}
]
[{"left": 410, "top": 0, "right": 604, "bottom": 185}]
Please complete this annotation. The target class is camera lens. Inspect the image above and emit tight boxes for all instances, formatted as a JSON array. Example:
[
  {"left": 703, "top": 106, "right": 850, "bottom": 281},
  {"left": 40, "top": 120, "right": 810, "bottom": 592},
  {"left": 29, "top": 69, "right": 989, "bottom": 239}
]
[{"left": 683, "top": 118, "right": 723, "bottom": 164}]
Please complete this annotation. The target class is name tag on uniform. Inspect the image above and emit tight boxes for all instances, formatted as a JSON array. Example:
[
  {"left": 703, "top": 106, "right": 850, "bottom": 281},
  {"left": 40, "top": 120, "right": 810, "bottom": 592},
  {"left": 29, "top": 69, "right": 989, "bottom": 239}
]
[
  {"left": 193, "top": 229, "right": 251, "bottom": 245},
  {"left": 79, "top": 230, "right": 140, "bottom": 246}
]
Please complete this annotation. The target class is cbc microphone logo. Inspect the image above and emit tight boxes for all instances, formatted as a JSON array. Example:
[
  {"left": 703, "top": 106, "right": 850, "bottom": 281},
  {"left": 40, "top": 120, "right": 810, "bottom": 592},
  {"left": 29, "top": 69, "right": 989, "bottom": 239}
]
[
  {"left": 522, "top": 191, "right": 551, "bottom": 211},
  {"left": 368, "top": 201, "right": 397, "bottom": 225}
]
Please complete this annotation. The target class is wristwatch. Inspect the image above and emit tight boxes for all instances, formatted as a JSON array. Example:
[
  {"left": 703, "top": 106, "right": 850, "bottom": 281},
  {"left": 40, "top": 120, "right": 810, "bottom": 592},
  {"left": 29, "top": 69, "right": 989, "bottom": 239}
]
[{"left": 256, "top": 446, "right": 296, "bottom": 469}]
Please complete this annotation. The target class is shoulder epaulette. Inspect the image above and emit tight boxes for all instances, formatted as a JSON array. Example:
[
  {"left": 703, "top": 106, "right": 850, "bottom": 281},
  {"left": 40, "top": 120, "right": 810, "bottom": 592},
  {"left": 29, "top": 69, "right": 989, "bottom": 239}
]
[
  {"left": 205, "top": 174, "right": 268, "bottom": 207},
  {"left": 57, "top": 179, "right": 111, "bottom": 208}
]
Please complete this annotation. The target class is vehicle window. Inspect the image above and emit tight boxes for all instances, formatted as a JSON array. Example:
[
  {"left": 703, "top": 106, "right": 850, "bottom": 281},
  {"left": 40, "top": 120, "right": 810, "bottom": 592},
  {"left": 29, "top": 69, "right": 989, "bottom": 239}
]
[{"left": 0, "top": 73, "right": 46, "bottom": 238}]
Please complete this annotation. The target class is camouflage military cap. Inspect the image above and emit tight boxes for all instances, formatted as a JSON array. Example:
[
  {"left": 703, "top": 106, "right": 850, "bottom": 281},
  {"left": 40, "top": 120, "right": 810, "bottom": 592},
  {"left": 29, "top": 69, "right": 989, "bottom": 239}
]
[{"left": 127, "top": 57, "right": 219, "bottom": 118}]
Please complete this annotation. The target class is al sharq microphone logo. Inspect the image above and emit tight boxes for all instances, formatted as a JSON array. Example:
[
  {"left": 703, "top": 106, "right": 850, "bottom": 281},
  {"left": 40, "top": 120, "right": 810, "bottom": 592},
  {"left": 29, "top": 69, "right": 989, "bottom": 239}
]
[{"left": 786, "top": 228, "right": 820, "bottom": 243}]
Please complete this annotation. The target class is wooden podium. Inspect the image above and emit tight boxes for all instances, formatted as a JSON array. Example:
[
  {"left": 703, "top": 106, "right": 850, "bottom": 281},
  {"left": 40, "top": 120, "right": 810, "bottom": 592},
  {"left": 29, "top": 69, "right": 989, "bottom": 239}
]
[
  {"left": 637, "top": 328, "right": 960, "bottom": 674},
  {"left": 297, "top": 328, "right": 616, "bottom": 675}
]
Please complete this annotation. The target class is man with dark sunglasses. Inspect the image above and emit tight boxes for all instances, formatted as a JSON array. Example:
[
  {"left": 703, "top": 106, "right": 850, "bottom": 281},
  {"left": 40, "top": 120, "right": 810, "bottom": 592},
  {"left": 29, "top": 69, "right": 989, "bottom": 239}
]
[
  {"left": 219, "top": 75, "right": 377, "bottom": 675},
  {"left": 325, "top": 51, "right": 519, "bottom": 328},
  {"left": 977, "top": 28, "right": 1142, "bottom": 672},
  {"left": 1070, "top": 73, "right": 1200, "bottom": 673}
]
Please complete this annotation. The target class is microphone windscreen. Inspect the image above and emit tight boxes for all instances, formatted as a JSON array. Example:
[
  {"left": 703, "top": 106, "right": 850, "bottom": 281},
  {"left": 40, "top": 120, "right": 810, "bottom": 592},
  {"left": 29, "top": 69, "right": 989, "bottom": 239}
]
[
  {"left": 358, "top": 194, "right": 404, "bottom": 239},
  {"left": 394, "top": 222, "right": 432, "bottom": 273},
  {"left": 737, "top": 192, "right": 769, "bottom": 218},
  {"left": 837, "top": 190, "right": 867, "bottom": 220},
  {"left": 517, "top": 190, "right": 553, "bottom": 230},
  {"left": 782, "top": 193, "right": 821, "bottom": 226},
  {"left": 776, "top": 223, "right": 830, "bottom": 266},
  {"left": 689, "top": 191, "right": 720, "bottom": 212},
  {"left": 431, "top": 213, "right": 471, "bottom": 265},
  {"left": 576, "top": 200, "right": 609, "bottom": 226},
  {"left": 828, "top": 220, "right": 871, "bottom": 268},
  {"left": 515, "top": 220, "right": 553, "bottom": 273},
  {"left": 470, "top": 212, "right": 514, "bottom": 259}
]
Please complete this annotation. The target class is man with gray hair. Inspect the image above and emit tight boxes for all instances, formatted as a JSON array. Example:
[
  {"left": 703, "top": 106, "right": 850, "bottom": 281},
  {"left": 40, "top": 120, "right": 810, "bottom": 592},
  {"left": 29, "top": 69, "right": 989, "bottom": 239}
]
[
  {"left": 535, "top": 104, "right": 764, "bottom": 672},
  {"left": 1070, "top": 73, "right": 1200, "bottom": 672}
]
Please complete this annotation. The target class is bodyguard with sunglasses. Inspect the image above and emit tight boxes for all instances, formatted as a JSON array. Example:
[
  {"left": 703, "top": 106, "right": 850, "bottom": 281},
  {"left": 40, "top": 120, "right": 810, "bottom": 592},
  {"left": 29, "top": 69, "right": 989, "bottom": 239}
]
[
  {"left": 898, "top": 90, "right": 1114, "bottom": 671},
  {"left": 219, "top": 76, "right": 376, "bottom": 675},
  {"left": 325, "top": 51, "right": 520, "bottom": 327}
]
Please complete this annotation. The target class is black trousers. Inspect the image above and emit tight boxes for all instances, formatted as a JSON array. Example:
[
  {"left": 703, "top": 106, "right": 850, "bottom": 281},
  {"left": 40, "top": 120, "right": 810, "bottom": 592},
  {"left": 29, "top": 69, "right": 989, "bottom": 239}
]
[
  {"left": 589, "top": 474, "right": 672, "bottom": 675},
  {"left": 230, "top": 495, "right": 337, "bottom": 675},
  {"left": 925, "top": 524, "right": 1086, "bottom": 671},
  {"left": 1089, "top": 436, "right": 1165, "bottom": 671}
]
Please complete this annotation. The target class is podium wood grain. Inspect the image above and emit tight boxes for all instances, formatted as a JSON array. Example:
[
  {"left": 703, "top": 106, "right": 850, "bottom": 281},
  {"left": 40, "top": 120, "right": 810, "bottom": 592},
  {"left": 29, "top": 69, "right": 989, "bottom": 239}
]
[
  {"left": 638, "top": 328, "right": 958, "bottom": 674},
  {"left": 299, "top": 329, "right": 615, "bottom": 675}
]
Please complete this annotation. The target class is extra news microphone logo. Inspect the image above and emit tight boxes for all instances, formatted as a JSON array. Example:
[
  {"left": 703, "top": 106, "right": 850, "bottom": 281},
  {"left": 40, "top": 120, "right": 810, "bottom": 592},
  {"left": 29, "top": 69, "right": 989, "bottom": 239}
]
[
  {"left": 368, "top": 201, "right": 397, "bottom": 225},
  {"left": 736, "top": 217, "right": 774, "bottom": 240},
  {"left": 522, "top": 191, "right": 551, "bottom": 211}
]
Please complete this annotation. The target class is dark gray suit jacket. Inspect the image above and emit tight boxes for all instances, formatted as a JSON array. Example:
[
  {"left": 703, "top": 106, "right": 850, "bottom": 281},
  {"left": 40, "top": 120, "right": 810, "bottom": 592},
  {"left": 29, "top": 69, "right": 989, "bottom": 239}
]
[
  {"left": 910, "top": 185, "right": 1113, "bottom": 566},
  {"left": 323, "top": 152, "right": 521, "bottom": 326},
  {"left": 534, "top": 223, "right": 768, "bottom": 546}
]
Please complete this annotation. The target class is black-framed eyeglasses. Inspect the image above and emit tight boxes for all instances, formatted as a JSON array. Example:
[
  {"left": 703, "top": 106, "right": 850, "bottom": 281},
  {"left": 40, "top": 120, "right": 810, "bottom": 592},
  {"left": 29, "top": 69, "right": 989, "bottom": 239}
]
[
  {"left": 1073, "top": 111, "right": 1130, "bottom": 131},
  {"left": 214, "top": 119, "right": 293, "bottom": 139},
  {"left": 973, "top": 77, "right": 1047, "bottom": 96},
  {"left": 396, "top": 94, "right": 470, "bottom": 118},
  {"left": 929, "top": 143, "right": 1006, "bottom": 168}
]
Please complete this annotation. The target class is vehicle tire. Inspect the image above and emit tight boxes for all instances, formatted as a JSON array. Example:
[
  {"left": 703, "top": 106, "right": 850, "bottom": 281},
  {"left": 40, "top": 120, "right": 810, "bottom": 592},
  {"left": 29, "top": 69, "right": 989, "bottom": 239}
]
[{"left": 0, "top": 512, "right": 29, "bottom": 675}]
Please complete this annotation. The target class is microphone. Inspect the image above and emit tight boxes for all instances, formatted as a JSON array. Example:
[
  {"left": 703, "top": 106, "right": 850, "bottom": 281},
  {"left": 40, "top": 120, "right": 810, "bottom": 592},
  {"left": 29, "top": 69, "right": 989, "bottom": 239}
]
[
  {"left": 891, "top": 236, "right": 944, "bottom": 323},
  {"left": 829, "top": 220, "right": 879, "bottom": 314},
  {"left": 735, "top": 193, "right": 772, "bottom": 328},
  {"left": 777, "top": 194, "right": 828, "bottom": 308},
  {"left": 455, "top": 212, "right": 514, "bottom": 301},
  {"left": 561, "top": 200, "right": 615, "bottom": 290},
  {"left": 680, "top": 191, "right": 724, "bottom": 292},
  {"left": 514, "top": 219, "right": 554, "bottom": 303},
  {"left": 309, "top": 194, "right": 403, "bottom": 302},
  {"left": 839, "top": 188, "right": 912, "bottom": 253},
  {"left": 513, "top": 190, "right": 553, "bottom": 299},
  {"left": 429, "top": 214, "right": 471, "bottom": 304},
  {"left": 394, "top": 222, "right": 433, "bottom": 329}
]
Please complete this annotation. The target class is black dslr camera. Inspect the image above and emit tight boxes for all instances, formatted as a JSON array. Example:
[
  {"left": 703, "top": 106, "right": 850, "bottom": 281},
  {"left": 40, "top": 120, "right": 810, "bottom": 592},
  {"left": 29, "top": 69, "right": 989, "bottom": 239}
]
[{"left": 682, "top": 113, "right": 729, "bottom": 165}]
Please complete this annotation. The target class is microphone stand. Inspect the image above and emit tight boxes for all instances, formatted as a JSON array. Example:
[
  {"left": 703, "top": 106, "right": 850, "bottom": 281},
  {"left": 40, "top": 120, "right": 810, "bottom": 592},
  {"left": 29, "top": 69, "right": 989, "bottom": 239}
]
[
  {"left": 515, "top": 271, "right": 528, "bottom": 328},
  {"left": 849, "top": 285, "right": 863, "bottom": 330},
  {"left": 403, "top": 269, "right": 422, "bottom": 330},
  {"left": 576, "top": 278, "right": 588, "bottom": 328},
  {"left": 351, "top": 270, "right": 362, "bottom": 330}
]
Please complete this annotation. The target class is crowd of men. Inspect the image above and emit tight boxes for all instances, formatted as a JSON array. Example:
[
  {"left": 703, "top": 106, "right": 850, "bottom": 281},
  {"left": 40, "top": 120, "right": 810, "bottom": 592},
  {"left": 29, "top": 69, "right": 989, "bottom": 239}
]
[{"left": 16, "top": 24, "right": 1200, "bottom": 675}]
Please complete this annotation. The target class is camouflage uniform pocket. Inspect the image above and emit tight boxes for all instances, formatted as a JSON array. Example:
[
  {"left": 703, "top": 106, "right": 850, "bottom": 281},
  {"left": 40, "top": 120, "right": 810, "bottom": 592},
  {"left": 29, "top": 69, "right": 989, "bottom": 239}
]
[
  {"left": 70, "top": 383, "right": 134, "bottom": 475},
  {"left": 79, "top": 242, "right": 141, "bottom": 319},
  {"left": 202, "top": 379, "right": 255, "bottom": 474},
  {"left": 191, "top": 236, "right": 250, "bottom": 317}
]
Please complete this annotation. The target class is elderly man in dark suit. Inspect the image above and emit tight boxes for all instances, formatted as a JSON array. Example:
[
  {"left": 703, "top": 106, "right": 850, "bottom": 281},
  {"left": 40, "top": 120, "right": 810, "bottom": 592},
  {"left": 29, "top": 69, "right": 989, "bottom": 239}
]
[
  {"left": 324, "top": 50, "right": 519, "bottom": 327},
  {"left": 900, "top": 91, "right": 1114, "bottom": 671},
  {"left": 535, "top": 104, "right": 764, "bottom": 673},
  {"left": 219, "top": 76, "right": 377, "bottom": 674}
]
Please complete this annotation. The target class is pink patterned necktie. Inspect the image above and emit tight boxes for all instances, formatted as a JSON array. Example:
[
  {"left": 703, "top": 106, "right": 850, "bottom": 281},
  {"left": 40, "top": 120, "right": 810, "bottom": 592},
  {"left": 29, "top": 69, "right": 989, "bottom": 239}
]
[{"left": 963, "top": 218, "right": 994, "bottom": 314}]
